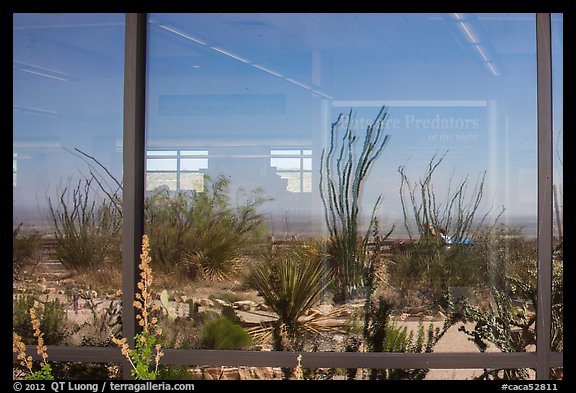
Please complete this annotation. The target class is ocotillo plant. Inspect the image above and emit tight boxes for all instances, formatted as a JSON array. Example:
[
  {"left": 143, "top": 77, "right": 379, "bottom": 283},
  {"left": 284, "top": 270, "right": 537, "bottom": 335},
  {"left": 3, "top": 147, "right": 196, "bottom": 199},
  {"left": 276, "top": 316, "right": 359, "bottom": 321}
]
[{"left": 319, "top": 106, "right": 391, "bottom": 301}]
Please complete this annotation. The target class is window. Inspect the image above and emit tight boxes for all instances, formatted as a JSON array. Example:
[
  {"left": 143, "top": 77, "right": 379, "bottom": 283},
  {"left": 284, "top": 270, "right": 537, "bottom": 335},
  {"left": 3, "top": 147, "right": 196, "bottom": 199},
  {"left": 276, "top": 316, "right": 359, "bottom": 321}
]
[
  {"left": 146, "top": 149, "right": 208, "bottom": 192},
  {"left": 13, "top": 13, "right": 125, "bottom": 352},
  {"left": 271, "top": 149, "right": 312, "bottom": 193},
  {"left": 13, "top": 153, "right": 17, "bottom": 187},
  {"left": 12, "top": 12, "right": 562, "bottom": 381}
]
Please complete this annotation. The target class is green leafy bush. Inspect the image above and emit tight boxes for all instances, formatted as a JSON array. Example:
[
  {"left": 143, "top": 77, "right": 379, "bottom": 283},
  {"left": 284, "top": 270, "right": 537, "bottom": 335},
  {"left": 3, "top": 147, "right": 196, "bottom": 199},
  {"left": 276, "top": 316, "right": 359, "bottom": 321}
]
[
  {"left": 200, "top": 318, "right": 252, "bottom": 350},
  {"left": 13, "top": 296, "right": 68, "bottom": 346},
  {"left": 13, "top": 223, "right": 43, "bottom": 277},
  {"left": 146, "top": 174, "right": 269, "bottom": 281}
]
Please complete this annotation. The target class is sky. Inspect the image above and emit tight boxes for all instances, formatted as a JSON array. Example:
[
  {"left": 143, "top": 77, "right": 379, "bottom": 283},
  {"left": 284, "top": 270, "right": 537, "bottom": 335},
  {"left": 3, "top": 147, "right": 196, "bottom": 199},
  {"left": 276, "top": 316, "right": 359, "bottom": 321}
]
[{"left": 13, "top": 13, "right": 563, "bottom": 236}]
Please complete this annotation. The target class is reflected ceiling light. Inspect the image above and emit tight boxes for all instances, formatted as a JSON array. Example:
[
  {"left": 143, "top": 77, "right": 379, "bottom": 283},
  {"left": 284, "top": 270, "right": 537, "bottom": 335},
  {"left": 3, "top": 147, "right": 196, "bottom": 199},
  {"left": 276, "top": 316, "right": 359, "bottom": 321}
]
[
  {"left": 485, "top": 62, "right": 499, "bottom": 76},
  {"left": 158, "top": 25, "right": 208, "bottom": 45},
  {"left": 13, "top": 105, "right": 60, "bottom": 116},
  {"left": 453, "top": 13, "right": 479, "bottom": 43},
  {"left": 474, "top": 44, "right": 490, "bottom": 62},
  {"left": 14, "top": 60, "right": 71, "bottom": 81},
  {"left": 252, "top": 64, "right": 284, "bottom": 78},
  {"left": 211, "top": 47, "right": 251, "bottom": 63},
  {"left": 451, "top": 13, "right": 499, "bottom": 77},
  {"left": 19, "top": 68, "right": 69, "bottom": 81},
  {"left": 285, "top": 78, "right": 310, "bottom": 90},
  {"left": 312, "top": 90, "right": 333, "bottom": 99},
  {"left": 458, "top": 21, "right": 479, "bottom": 44}
]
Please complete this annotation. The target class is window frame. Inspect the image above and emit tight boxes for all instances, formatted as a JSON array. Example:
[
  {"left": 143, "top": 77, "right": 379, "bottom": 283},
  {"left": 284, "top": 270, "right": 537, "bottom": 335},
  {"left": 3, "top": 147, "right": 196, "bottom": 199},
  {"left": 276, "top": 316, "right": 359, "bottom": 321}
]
[{"left": 14, "top": 12, "right": 562, "bottom": 380}]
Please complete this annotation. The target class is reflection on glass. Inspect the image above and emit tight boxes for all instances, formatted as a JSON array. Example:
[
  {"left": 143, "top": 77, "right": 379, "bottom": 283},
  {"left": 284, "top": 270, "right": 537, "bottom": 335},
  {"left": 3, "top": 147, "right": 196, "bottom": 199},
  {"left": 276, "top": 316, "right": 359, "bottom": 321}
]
[
  {"left": 551, "top": 13, "right": 563, "bottom": 355},
  {"left": 13, "top": 13, "right": 125, "bottom": 347},
  {"left": 143, "top": 13, "right": 545, "bottom": 370}
]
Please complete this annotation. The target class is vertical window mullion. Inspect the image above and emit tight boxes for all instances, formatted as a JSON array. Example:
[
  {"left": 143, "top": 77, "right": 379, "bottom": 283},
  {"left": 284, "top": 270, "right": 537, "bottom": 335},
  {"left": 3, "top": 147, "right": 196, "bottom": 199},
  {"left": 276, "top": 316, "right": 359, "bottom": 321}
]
[
  {"left": 536, "top": 12, "right": 553, "bottom": 380},
  {"left": 122, "top": 12, "right": 147, "bottom": 380},
  {"left": 176, "top": 150, "right": 181, "bottom": 191}
]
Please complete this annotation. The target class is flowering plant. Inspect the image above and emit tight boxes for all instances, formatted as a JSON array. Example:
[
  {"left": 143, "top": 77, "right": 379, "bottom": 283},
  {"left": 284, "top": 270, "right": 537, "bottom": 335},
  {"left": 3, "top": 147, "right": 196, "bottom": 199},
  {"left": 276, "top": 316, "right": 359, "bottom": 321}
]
[
  {"left": 113, "top": 235, "right": 164, "bottom": 380},
  {"left": 13, "top": 308, "right": 54, "bottom": 380}
]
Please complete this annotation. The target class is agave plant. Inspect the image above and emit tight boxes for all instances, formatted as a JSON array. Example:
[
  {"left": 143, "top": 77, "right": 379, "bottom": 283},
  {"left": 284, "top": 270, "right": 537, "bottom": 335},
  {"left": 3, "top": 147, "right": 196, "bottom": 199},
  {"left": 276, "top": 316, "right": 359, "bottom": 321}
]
[{"left": 245, "top": 246, "right": 333, "bottom": 352}]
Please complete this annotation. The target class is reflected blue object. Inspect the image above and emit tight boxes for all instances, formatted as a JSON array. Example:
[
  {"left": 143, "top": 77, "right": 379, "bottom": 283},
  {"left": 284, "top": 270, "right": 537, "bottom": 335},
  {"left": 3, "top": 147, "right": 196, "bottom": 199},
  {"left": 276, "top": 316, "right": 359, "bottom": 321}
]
[{"left": 441, "top": 233, "right": 475, "bottom": 246}]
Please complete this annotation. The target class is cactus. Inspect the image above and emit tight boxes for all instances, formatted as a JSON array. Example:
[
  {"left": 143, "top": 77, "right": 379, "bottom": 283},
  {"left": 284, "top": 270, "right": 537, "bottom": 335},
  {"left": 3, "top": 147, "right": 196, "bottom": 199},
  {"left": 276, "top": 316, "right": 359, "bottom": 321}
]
[{"left": 159, "top": 290, "right": 178, "bottom": 321}]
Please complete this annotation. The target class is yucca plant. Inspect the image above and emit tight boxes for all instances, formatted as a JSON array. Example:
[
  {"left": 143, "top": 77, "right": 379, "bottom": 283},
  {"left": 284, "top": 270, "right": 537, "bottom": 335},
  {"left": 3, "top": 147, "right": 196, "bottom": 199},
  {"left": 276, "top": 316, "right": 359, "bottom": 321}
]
[
  {"left": 246, "top": 247, "right": 338, "bottom": 379},
  {"left": 246, "top": 248, "right": 332, "bottom": 352}
]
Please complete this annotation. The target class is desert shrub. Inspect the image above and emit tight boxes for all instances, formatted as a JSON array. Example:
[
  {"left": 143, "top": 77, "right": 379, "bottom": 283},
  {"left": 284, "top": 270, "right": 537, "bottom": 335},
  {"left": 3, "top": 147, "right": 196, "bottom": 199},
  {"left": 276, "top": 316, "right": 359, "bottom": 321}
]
[
  {"left": 13, "top": 296, "right": 68, "bottom": 346},
  {"left": 13, "top": 223, "right": 43, "bottom": 277},
  {"left": 48, "top": 178, "right": 122, "bottom": 272},
  {"left": 388, "top": 241, "right": 481, "bottom": 309},
  {"left": 457, "top": 251, "right": 563, "bottom": 380},
  {"left": 390, "top": 153, "right": 504, "bottom": 308},
  {"left": 157, "top": 317, "right": 201, "bottom": 350},
  {"left": 200, "top": 318, "right": 252, "bottom": 350},
  {"left": 146, "top": 174, "right": 269, "bottom": 281},
  {"left": 157, "top": 365, "right": 197, "bottom": 380},
  {"left": 473, "top": 224, "right": 538, "bottom": 292},
  {"left": 76, "top": 299, "right": 123, "bottom": 347},
  {"left": 49, "top": 362, "right": 121, "bottom": 380},
  {"left": 350, "top": 295, "right": 449, "bottom": 380}
]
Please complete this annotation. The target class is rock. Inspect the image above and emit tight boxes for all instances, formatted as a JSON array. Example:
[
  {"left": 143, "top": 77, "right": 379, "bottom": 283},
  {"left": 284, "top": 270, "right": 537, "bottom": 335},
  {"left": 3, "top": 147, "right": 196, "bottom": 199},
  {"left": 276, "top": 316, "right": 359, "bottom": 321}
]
[
  {"left": 179, "top": 295, "right": 189, "bottom": 303},
  {"left": 255, "top": 303, "right": 270, "bottom": 311},
  {"left": 220, "top": 367, "right": 241, "bottom": 380},
  {"left": 398, "top": 313, "right": 410, "bottom": 321},
  {"left": 234, "top": 300, "right": 256, "bottom": 311},
  {"left": 198, "top": 298, "right": 214, "bottom": 307},
  {"left": 213, "top": 298, "right": 229, "bottom": 307},
  {"left": 203, "top": 366, "right": 223, "bottom": 380},
  {"left": 190, "top": 368, "right": 203, "bottom": 380},
  {"left": 236, "top": 367, "right": 280, "bottom": 380},
  {"left": 252, "top": 367, "right": 274, "bottom": 380}
]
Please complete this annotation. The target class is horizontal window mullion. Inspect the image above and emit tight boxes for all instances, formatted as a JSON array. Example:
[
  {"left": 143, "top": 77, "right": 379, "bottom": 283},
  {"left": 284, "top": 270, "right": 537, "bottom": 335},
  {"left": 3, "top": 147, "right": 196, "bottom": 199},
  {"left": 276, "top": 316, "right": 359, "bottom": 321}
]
[{"left": 16, "top": 346, "right": 562, "bottom": 370}]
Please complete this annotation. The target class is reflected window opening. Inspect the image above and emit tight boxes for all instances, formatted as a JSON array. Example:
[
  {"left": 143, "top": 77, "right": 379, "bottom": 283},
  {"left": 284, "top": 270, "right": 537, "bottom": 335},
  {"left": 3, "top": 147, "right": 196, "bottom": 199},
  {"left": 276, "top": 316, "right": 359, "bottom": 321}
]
[
  {"left": 270, "top": 149, "right": 312, "bottom": 193},
  {"left": 146, "top": 149, "right": 208, "bottom": 192}
]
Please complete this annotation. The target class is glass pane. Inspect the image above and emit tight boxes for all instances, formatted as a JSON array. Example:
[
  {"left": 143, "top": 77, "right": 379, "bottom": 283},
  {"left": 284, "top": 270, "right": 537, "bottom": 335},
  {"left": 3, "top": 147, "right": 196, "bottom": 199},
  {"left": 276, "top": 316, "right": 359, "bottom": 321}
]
[
  {"left": 180, "top": 158, "right": 208, "bottom": 171},
  {"left": 147, "top": 150, "right": 178, "bottom": 156},
  {"left": 271, "top": 149, "right": 302, "bottom": 155},
  {"left": 180, "top": 172, "right": 205, "bottom": 192},
  {"left": 271, "top": 157, "right": 301, "bottom": 171},
  {"left": 13, "top": 13, "right": 125, "bottom": 348},
  {"left": 278, "top": 172, "right": 302, "bottom": 193},
  {"left": 147, "top": 172, "right": 178, "bottom": 191},
  {"left": 181, "top": 150, "right": 209, "bottom": 156},
  {"left": 147, "top": 158, "right": 178, "bottom": 170},
  {"left": 145, "top": 13, "right": 539, "bottom": 367},
  {"left": 551, "top": 13, "right": 563, "bottom": 354}
]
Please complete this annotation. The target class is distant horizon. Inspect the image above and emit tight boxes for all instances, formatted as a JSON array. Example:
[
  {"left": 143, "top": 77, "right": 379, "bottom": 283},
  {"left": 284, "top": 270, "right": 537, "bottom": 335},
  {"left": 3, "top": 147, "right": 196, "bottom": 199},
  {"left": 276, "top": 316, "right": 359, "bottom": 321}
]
[{"left": 13, "top": 205, "right": 545, "bottom": 239}]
